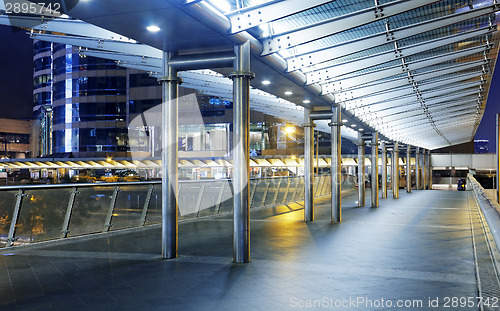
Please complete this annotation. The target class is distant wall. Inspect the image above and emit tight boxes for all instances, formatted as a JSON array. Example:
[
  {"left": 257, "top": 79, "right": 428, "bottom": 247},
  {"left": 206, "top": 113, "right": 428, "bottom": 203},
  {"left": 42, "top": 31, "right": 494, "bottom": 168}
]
[{"left": 431, "top": 153, "right": 495, "bottom": 170}]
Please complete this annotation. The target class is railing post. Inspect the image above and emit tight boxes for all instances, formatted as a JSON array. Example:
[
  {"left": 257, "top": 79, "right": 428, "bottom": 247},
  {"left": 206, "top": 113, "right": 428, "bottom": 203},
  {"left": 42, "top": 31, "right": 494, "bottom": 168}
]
[
  {"left": 216, "top": 182, "right": 227, "bottom": 213},
  {"left": 6, "top": 189, "right": 27, "bottom": 247},
  {"left": 291, "top": 177, "right": 300, "bottom": 202},
  {"left": 195, "top": 183, "right": 207, "bottom": 217},
  {"left": 260, "top": 179, "right": 271, "bottom": 206},
  {"left": 61, "top": 187, "right": 79, "bottom": 238},
  {"left": 282, "top": 178, "right": 291, "bottom": 203},
  {"left": 139, "top": 184, "right": 155, "bottom": 226},
  {"left": 104, "top": 185, "right": 121, "bottom": 232},
  {"left": 272, "top": 178, "right": 281, "bottom": 203}
]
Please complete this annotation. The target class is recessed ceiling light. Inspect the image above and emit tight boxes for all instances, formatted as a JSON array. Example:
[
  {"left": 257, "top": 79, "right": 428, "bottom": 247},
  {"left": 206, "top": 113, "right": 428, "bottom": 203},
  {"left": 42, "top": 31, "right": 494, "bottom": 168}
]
[
  {"left": 351, "top": 124, "right": 357, "bottom": 127},
  {"left": 303, "top": 100, "right": 311, "bottom": 104},
  {"left": 146, "top": 25, "right": 161, "bottom": 32},
  {"left": 284, "top": 91, "right": 293, "bottom": 95},
  {"left": 359, "top": 128, "right": 364, "bottom": 131},
  {"left": 261, "top": 80, "right": 271, "bottom": 85},
  {"left": 342, "top": 119, "right": 348, "bottom": 123}
]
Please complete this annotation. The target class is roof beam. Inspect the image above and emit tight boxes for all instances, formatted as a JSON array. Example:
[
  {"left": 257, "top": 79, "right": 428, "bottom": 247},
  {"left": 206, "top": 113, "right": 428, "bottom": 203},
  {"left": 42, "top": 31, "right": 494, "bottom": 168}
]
[
  {"left": 319, "top": 44, "right": 490, "bottom": 91},
  {"left": 381, "top": 106, "right": 478, "bottom": 127},
  {"left": 227, "top": 0, "right": 332, "bottom": 34},
  {"left": 306, "top": 26, "right": 494, "bottom": 84},
  {"left": 326, "top": 60, "right": 487, "bottom": 97},
  {"left": 82, "top": 50, "right": 162, "bottom": 67},
  {"left": 30, "top": 33, "right": 162, "bottom": 58},
  {"left": 340, "top": 71, "right": 483, "bottom": 106},
  {"left": 355, "top": 88, "right": 482, "bottom": 118},
  {"left": 386, "top": 113, "right": 477, "bottom": 132},
  {"left": 0, "top": 15, "right": 135, "bottom": 42},
  {"left": 286, "top": 3, "right": 499, "bottom": 71},
  {"left": 365, "top": 99, "right": 479, "bottom": 123},
  {"left": 349, "top": 80, "right": 483, "bottom": 112},
  {"left": 260, "top": 0, "right": 440, "bottom": 55}
]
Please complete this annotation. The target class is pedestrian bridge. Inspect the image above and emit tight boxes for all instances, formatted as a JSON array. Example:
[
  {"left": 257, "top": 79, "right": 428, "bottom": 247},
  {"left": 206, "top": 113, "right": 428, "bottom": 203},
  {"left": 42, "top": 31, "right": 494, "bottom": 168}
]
[{"left": 1, "top": 179, "right": 499, "bottom": 310}]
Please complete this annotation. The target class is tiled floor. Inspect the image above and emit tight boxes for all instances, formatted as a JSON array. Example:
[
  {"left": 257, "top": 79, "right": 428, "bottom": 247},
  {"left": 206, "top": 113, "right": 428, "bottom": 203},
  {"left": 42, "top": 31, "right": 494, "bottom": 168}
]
[{"left": 0, "top": 189, "right": 486, "bottom": 310}]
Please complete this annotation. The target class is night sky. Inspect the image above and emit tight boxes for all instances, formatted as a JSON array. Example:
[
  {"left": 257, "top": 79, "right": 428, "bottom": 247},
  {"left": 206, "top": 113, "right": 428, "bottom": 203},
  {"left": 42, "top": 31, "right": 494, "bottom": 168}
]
[
  {"left": 0, "top": 24, "right": 499, "bottom": 150},
  {"left": 0, "top": 25, "right": 33, "bottom": 119}
]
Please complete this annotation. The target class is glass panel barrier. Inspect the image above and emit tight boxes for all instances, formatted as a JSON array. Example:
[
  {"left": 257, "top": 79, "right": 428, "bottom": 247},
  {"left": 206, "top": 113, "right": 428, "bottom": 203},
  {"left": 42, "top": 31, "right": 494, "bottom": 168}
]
[
  {"left": 68, "top": 186, "right": 114, "bottom": 237},
  {"left": 178, "top": 182, "right": 202, "bottom": 219},
  {"left": 275, "top": 178, "right": 288, "bottom": 203},
  {"left": 217, "top": 181, "right": 233, "bottom": 214},
  {"left": 0, "top": 190, "right": 22, "bottom": 247},
  {"left": 198, "top": 180, "right": 230, "bottom": 217},
  {"left": 285, "top": 178, "right": 299, "bottom": 202},
  {"left": 264, "top": 178, "right": 280, "bottom": 206},
  {"left": 146, "top": 186, "right": 162, "bottom": 225},
  {"left": 111, "top": 185, "right": 150, "bottom": 230},
  {"left": 15, "top": 188, "right": 68, "bottom": 245},
  {"left": 250, "top": 179, "right": 268, "bottom": 208}
]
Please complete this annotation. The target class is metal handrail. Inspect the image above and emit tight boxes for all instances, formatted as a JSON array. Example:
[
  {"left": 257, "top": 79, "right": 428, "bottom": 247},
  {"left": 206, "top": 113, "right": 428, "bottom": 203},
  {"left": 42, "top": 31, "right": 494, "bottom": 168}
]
[
  {"left": 0, "top": 173, "right": 334, "bottom": 191},
  {"left": 467, "top": 174, "right": 500, "bottom": 255}
]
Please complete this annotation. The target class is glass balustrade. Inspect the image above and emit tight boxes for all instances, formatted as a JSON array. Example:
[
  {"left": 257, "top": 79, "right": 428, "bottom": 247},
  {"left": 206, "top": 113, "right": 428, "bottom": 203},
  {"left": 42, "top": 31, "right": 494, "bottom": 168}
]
[{"left": 0, "top": 174, "right": 354, "bottom": 247}]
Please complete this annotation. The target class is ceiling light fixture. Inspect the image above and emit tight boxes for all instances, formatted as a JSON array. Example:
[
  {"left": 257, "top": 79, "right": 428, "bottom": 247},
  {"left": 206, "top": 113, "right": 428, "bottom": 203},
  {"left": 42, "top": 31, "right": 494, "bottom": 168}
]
[
  {"left": 261, "top": 80, "right": 271, "bottom": 85},
  {"left": 284, "top": 91, "right": 293, "bottom": 95},
  {"left": 303, "top": 100, "right": 311, "bottom": 104},
  {"left": 146, "top": 25, "right": 161, "bottom": 32}
]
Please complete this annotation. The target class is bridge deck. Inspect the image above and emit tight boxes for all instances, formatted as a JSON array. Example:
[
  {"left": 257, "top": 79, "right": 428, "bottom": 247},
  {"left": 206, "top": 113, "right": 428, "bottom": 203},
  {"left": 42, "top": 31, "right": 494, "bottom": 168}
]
[{"left": 0, "top": 189, "right": 494, "bottom": 310}]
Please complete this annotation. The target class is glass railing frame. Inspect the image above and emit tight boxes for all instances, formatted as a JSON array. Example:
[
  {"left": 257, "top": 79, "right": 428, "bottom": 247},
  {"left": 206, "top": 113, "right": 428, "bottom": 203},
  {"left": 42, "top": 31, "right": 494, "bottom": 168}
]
[{"left": 0, "top": 174, "right": 349, "bottom": 248}]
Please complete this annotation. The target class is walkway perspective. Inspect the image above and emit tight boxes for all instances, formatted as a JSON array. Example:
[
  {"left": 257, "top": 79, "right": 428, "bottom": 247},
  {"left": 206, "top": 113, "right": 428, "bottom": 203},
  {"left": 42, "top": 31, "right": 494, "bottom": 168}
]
[{"left": 0, "top": 189, "right": 498, "bottom": 310}]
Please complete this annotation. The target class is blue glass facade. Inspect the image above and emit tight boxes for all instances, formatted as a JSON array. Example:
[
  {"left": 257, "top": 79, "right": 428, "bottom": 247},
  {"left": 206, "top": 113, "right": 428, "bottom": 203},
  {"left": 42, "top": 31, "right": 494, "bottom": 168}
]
[{"left": 33, "top": 41, "right": 130, "bottom": 157}]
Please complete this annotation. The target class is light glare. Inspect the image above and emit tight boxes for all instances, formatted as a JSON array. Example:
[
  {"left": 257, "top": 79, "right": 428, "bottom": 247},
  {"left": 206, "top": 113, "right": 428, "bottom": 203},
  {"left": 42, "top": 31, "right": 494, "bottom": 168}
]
[{"left": 146, "top": 25, "right": 161, "bottom": 32}]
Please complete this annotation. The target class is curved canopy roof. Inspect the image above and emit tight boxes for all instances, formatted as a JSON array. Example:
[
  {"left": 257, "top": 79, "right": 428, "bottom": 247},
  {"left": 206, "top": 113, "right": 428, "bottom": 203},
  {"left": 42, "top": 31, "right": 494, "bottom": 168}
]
[{"left": 1, "top": 0, "right": 499, "bottom": 149}]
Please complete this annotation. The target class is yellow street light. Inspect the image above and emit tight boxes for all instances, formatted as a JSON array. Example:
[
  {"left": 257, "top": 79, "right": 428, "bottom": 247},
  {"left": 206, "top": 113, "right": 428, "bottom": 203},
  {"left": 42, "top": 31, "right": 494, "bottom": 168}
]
[{"left": 284, "top": 126, "right": 295, "bottom": 134}]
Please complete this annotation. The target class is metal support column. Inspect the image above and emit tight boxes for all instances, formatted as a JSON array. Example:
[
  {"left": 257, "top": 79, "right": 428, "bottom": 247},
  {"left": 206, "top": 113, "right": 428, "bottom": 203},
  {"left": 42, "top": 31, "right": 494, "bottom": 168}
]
[
  {"left": 371, "top": 132, "right": 379, "bottom": 208},
  {"left": 304, "top": 109, "right": 314, "bottom": 221},
  {"left": 160, "top": 51, "right": 181, "bottom": 259},
  {"left": 357, "top": 132, "right": 365, "bottom": 207},
  {"left": 331, "top": 105, "right": 342, "bottom": 222},
  {"left": 406, "top": 145, "right": 411, "bottom": 193},
  {"left": 381, "top": 141, "right": 387, "bottom": 199},
  {"left": 230, "top": 41, "right": 254, "bottom": 263},
  {"left": 393, "top": 143, "right": 399, "bottom": 199},
  {"left": 427, "top": 149, "right": 432, "bottom": 190},
  {"left": 423, "top": 149, "right": 428, "bottom": 190},
  {"left": 415, "top": 147, "right": 421, "bottom": 190}
]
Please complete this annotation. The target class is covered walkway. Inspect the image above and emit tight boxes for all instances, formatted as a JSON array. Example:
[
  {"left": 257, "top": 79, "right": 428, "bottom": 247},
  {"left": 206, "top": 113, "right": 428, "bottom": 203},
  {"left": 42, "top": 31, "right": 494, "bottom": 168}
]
[{"left": 1, "top": 189, "right": 496, "bottom": 310}]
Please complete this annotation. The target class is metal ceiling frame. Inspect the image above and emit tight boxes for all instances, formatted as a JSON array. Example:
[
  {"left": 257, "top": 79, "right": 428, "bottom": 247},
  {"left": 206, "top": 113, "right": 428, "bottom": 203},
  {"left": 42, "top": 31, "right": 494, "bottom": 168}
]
[
  {"left": 305, "top": 26, "right": 494, "bottom": 84},
  {"left": 319, "top": 44, "right": 491, "bottom": 92},
  {"left": 328, "top": 60, "right": 488, "bottom": 98},
  {"left": 258, "top": 0, "right": 440, "bottom": 55},
  {"left": 284, "top": 3, "right": 498, "bottom": 71}
]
